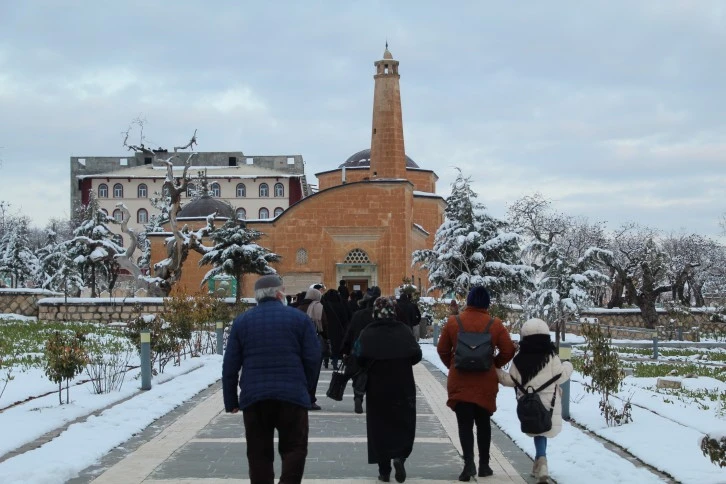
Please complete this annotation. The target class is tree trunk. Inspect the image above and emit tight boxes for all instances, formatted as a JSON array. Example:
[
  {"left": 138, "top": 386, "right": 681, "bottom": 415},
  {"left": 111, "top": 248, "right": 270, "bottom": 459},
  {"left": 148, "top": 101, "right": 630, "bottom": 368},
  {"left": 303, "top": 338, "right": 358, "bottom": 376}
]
[
  {"left": 235, "top": 271, "right": 242, "bottom": 304},
  {"left": 58, "top": 381, "right": 62, "bottom": 405},
  {"left": 608, "top": 273, "right": 624, "bottom": 308},
  {"left": 91, "top": 265, "right": 97, "bottom": 298},
  {"left": 637, "top": 293, "right": 659, "bottom": 329},
  {"left": 693, "top": 281, "right": 705, "bottom": 307}
]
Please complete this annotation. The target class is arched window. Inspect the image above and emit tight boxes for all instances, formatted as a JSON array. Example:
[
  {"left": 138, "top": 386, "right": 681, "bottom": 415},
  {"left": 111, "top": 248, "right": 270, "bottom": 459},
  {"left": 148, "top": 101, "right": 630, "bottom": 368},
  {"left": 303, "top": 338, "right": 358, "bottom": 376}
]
[
  {"left": 236, "top": 208, "right": 246, "bottom": 220},
  {"left": 259, "top": 183, "right": 269, "bottom": 197},
  {"left": 112, "top": 209, "right": 123, "bottom": 222},
  {"left": 113, "top": 183, "right": 123, "bottom": 198},
  {"left": 274, "top": 183, "right": 284, "bottom": 197},
  {"left": 137, "top": 208, "right": 148, "bottom": 224},
  {"left": 274, "top": 207, "right": 284, "bottom": 217},
  {"left": 137, "top": 184, "right": 148, "bottom": 198},
  {"left": 210, "top": 182, "right": 221, "bottom": 197},
  {"left": 98, "top": 183, "right": 108, "bottom": 198},
  {"left": 258, "top": 207, "right": 269, "bottom": 219},
  {"left": 101, "top": 208, "right": 109, "bottom": 216},
  {"left": 236, "top": 183, "right": 246, "bottom": 197},
  {"left": 186, "top": 183, "right": 195, "bottom": 197},
  {"left": 296, "top": 248, "right": 308, "bottom": 265},
  {"left": 344, "top": 248, "right": 371, "bottom": 264}
]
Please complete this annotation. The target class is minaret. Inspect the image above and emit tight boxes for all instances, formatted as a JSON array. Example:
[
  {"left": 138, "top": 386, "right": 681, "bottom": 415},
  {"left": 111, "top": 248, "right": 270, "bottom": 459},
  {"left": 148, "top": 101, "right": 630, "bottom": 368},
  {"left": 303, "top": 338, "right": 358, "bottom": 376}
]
[{"left": 369, "top": 44, "right": 407, "bottom": 180}]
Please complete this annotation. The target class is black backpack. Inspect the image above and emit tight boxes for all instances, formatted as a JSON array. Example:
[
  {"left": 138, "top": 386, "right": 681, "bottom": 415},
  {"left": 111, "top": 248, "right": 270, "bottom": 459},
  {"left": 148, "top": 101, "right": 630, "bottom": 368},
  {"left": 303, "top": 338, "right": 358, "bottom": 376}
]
[
  {"left": 511, "top": 373, "right": 562, "bottom": 434},
  {"left": 453, "top": 315, "right": 494, "bottom": 371}
]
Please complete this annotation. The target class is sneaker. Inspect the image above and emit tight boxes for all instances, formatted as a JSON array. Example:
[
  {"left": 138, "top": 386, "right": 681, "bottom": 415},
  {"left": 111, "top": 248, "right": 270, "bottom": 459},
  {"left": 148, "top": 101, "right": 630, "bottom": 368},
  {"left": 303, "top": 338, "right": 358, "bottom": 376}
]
[
  {"left": 393, "top": 458, "right": 406, "bottom": 483},
  {"left": 354, "top": 398, "right": 364, "bottom": 414},
  {"left": 310, "top": 403, "right": 321, "bottom": 411}
]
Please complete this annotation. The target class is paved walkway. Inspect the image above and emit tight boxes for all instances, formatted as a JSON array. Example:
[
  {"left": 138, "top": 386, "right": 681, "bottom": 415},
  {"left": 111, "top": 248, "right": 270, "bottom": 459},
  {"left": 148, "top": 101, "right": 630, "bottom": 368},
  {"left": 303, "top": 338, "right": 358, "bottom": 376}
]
[{"left": 76, "top": 361, "right": 532, "bottom": 483}]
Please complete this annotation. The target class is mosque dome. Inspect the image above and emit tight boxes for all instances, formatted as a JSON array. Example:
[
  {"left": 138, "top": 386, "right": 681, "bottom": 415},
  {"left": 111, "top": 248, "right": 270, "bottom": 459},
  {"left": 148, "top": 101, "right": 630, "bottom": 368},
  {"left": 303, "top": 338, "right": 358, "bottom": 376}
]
[
  {"left": 338, "top": 148, "right": 419, "bottom": 169},
  {"left": 177, "top": 195, "right": 234, "bottom": 219}
]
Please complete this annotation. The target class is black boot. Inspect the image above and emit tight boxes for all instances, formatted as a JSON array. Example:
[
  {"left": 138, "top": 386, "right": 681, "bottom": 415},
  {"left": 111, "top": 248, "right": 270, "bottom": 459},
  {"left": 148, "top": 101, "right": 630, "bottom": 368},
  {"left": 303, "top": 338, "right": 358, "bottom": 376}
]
[
  {"left": 354, "top": 396, "right": 364, "bottom": 414},
  {"left": 393, "top": 457, "right": 406, "bottom": 483},
  {"left": 458, "top": 458, "right": 476, "bottom": 481},
  {"left": 478, "top": 460, "right": 493, "bottom": 477}
]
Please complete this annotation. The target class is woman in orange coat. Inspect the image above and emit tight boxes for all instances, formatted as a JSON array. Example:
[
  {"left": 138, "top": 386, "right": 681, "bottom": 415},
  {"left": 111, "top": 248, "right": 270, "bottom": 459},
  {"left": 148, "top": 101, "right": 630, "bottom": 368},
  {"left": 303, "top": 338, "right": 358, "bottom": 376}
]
[{"left": 437, "top": 286, "right": 516, "bottom": 481}]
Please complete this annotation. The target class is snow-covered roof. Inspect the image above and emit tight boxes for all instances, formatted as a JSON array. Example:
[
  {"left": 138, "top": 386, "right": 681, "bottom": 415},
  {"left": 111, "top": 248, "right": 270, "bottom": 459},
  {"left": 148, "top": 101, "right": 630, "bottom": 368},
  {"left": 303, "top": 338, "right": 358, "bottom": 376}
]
[
  {"left": 77, "top": 164, "right": 297, "bottom": 180},
  {"left": 413, "top": 223, "right": 430, "bottom": 236}
]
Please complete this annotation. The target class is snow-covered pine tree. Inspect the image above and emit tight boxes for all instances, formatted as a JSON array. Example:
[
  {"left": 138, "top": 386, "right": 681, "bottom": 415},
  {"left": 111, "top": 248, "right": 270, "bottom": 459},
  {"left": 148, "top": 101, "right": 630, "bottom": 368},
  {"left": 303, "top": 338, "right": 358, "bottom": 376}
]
[
  {"left": 34, "top": 226, "right": 83, "bottom": 296},
  {"left": 198, "top": 218, "right": 281, "bottom": 303},
  {"left": 66, "top": 191, "right": 125, "bottom": 297},
  {"left": 0, "top": 216, "right": 38, "bottom": 288},
  {"left": 412, "top": 169, "right": 531, "bottom": 299}
]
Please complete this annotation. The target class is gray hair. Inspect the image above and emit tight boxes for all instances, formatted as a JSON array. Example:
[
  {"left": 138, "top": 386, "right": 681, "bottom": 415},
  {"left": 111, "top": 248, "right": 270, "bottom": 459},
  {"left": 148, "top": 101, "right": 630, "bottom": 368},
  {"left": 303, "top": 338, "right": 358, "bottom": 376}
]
[{"left": 254, "top": 285, "right": 283, "bottom": 302}]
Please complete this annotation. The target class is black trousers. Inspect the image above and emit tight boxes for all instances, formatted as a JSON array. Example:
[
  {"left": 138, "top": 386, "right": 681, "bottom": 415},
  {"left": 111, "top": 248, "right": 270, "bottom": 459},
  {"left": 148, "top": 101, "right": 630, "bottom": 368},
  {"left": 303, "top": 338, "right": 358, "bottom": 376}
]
[
  {"left": 243, "top": 400, "right": 309, "bottom": 484},
  {"left": 454, "top": 402, "right": 491, "bottom": 463}
]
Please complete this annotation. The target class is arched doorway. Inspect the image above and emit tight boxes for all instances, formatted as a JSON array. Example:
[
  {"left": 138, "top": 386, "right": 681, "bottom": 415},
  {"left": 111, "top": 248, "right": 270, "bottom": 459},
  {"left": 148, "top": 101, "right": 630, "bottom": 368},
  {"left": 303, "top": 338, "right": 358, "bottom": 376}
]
[{"left": 336, "top": 248, "right": 377, "bottom": 293}]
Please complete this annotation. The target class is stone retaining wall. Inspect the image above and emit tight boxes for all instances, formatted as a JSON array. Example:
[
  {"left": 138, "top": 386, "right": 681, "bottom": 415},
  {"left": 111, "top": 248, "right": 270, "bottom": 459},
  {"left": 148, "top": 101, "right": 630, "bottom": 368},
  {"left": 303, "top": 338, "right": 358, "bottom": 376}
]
[{"left": 0, "top": 289, "right": 63, "bottom": 317}]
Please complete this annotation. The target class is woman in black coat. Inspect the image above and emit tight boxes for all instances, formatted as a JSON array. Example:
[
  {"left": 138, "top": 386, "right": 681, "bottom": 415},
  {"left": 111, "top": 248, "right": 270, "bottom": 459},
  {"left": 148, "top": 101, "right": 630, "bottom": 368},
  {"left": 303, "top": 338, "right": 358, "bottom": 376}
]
[
  {"left": 322, "top": 289, "right": 349, "bottom": 371},
  {"left": 355, "top": 296, "right": 422, "bottom": 483}
]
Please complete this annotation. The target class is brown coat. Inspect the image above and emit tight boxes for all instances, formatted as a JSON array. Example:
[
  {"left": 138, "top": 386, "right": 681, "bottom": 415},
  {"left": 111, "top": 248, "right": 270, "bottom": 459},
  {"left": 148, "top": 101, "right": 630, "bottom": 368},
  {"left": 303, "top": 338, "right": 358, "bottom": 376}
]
[{"left": 437, "top": 307, "right": 516, "bottom": 414}]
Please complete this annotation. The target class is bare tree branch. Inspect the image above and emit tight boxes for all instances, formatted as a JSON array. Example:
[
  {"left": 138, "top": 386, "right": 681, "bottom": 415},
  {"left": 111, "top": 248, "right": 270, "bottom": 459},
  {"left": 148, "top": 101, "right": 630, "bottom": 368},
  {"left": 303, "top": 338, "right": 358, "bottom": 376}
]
[{"left": 174, "top": 129, "right": 198, "bottom": 152}]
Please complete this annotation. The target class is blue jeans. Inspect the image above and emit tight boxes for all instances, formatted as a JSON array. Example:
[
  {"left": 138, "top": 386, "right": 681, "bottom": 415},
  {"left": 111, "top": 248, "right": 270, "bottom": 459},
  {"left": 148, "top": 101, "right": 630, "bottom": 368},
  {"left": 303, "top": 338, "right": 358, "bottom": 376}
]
[{"left": 534, "top": 436, "right": 547, "bottom": 458}]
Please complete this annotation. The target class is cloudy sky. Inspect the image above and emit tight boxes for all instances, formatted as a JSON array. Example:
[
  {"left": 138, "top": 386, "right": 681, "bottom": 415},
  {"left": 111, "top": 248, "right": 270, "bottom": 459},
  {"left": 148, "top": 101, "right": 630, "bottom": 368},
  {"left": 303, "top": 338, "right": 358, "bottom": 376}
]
[{"left": 1, "top": 1, "right": 725, "bottom": 240}]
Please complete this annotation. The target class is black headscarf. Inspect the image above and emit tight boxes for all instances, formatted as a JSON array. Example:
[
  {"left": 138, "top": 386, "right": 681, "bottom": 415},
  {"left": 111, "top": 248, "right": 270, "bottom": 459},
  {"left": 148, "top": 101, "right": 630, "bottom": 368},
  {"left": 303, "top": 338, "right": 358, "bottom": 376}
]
[{"left": 512, "top": 334, "right": 557, "bottom": 386}]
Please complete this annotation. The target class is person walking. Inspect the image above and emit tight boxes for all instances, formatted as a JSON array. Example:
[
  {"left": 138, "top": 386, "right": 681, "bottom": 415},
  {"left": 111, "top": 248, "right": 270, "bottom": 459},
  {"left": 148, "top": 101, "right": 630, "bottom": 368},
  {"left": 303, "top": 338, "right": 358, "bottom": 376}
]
[
  {"left": 496, "top": 318, "right": 573, "bottom": 483},
  {"left": 222, "top": 274, "right": 320, "bottom": 484},
  {"left": 395, "top": 292, "right": 421, "bottom": 342},
  {"left": 296, "top": 287, "right": 327, "bottom": 410},
  {"left": 355, "top": 296, "right": 422, "bottom": 483},
  {"left": 437, "top": 286, "right": 516, "bottom": 481},
  {"left": 322, "top": 289, "right": 349, "bottom": 371},
  {"left": 340, "top": 286, "right": 381, "bottom": 413}
]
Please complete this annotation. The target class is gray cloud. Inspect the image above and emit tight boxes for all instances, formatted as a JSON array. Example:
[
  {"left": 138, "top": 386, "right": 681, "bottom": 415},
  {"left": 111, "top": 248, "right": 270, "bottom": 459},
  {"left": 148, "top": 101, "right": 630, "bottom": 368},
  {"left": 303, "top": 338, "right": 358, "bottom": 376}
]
[{"left": 0, "top": 1, "right": 724, "bottom": 241}]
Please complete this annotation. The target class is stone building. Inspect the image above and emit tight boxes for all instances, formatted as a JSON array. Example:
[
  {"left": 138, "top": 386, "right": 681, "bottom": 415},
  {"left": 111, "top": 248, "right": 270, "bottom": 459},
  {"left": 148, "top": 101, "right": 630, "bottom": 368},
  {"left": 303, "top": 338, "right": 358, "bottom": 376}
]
[
  {"left": 72, "top": 152, "right": 313, "bottom": 246},
  {"left": 150, "top": 47, "right": 445, "bottom": 297}
]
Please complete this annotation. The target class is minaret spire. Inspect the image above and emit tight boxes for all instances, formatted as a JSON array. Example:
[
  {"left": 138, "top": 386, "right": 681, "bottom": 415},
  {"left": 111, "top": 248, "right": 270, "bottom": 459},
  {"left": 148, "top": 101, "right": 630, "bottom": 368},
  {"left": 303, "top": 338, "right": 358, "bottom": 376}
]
[{"left": 369, "top": 47, "right": 406, "bottom": 180}]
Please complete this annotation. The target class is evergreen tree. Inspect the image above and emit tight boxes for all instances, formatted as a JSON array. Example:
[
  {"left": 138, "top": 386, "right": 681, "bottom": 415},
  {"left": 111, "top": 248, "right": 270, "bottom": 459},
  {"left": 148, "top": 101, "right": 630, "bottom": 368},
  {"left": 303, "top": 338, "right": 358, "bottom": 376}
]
[
  {"left": 198, "top": 218, "right": 280, "bottom": 303},
  {"left": 36, "top": 227, "right": 83, "bottom": 295},
  {"left": 413, "top": 170, "right": 531, "bottom": 299},
  {"left": 67, "top": 192, "right": 125, "bottom": 297},
  {"left": 0, "top": 216, "right": 38, "bottom": 288}
]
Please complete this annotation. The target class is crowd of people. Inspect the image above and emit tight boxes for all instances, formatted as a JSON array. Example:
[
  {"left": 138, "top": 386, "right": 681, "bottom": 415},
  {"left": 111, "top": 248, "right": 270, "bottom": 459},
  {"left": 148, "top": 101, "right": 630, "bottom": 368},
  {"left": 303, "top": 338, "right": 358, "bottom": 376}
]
[{"left": 222, "top": 276, "right": 571, "bottom": 484}]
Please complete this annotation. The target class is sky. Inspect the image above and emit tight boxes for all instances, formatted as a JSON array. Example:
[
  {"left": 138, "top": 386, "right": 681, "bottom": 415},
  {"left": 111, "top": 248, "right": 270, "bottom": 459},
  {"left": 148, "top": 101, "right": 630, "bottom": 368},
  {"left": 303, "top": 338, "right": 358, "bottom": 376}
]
[{"left": 1, "top": 1, "right": 725, "bottom": 241}]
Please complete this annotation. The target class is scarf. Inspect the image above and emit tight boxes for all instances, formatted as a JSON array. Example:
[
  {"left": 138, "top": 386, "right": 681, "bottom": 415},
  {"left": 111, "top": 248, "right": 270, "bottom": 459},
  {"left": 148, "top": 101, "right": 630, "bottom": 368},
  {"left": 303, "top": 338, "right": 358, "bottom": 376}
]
[{"left": 513, "top": 334, "right": 557, "bottom": 386}]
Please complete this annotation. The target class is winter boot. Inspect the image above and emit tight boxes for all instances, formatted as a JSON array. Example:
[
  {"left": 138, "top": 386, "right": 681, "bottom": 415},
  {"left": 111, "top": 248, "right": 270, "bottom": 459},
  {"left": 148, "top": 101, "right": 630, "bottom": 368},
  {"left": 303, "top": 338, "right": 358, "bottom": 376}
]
[
  {"left": 393, "top": 457, "right": 406, "bottom": 483},
  {"left": 458, "top": 457, "right": 476, "bottom": 481},
  {"left": 354, "top": 396, "right": 364, "bottom": 414},
  {"left": 478, "top": 459, "right": 493, "bottom": 477},
  {"left": 535, "top": 456, "right": 549, "bottom": 483}
]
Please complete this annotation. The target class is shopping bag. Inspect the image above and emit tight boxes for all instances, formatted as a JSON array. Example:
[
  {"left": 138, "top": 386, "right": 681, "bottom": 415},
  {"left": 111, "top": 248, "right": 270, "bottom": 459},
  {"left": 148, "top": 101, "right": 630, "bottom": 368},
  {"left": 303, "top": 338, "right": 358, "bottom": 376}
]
[{"left": 326, "top": 364, "right": 348, "bottom": 401}]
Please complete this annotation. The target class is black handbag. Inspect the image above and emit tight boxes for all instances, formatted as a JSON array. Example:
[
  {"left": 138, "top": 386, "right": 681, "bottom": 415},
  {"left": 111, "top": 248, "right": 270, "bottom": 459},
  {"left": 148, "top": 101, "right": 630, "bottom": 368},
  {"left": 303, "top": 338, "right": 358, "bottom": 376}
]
[{"left": 326, "top": 363, "right": 348, "bottom": 401}]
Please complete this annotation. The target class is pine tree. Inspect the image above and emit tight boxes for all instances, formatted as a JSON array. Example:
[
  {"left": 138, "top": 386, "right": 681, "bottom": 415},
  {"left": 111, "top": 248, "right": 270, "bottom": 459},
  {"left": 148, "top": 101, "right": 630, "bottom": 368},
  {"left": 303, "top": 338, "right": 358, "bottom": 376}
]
[
  {"left": 0, "top": 216, "right": 38, "bottom": 288},
  {"left": 198, "top": 218, "right": 281, "bottom": 303},
  {"left": 36, "top": 227, "right": 83, "bottom": 296},
  {"left": 67, "top": 192, "right": 125, "bottom": 297},
  {"left": 413, "top": 170, "right": 531, "bottom": 299}
]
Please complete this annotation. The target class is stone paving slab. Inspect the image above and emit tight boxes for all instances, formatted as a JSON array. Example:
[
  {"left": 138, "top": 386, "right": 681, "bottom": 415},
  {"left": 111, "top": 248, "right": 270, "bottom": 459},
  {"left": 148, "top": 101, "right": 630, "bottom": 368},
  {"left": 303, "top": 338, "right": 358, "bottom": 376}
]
[{"left": 86, "top": 362, "right": 529, "bottom": 483}]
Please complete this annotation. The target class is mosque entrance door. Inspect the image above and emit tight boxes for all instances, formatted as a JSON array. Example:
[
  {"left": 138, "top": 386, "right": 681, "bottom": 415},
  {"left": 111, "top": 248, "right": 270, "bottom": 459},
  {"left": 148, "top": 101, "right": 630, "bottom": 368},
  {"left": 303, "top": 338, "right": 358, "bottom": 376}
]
[{"left": 345, "top": 279, "right": 368, "bottom": 294}]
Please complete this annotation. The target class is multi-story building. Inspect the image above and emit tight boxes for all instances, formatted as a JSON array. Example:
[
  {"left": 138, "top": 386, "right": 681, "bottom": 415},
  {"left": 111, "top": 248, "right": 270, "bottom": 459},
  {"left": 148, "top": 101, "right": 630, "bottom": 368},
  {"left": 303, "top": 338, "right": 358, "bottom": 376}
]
[{"left": 71, "top": 152, "right": 312, "bottom": 246}]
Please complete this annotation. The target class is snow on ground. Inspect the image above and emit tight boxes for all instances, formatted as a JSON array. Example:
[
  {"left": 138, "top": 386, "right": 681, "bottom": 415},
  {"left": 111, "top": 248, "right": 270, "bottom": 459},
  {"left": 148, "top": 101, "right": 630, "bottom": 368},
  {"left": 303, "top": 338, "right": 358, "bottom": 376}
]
[
  {"left": 420, "top": 343, "right": 726, "bottom": 484},
  {"left": 0, "top": 355, "right": 222, "bottom": 484},
  {"left": 0, "top": 313, "right": 37, "bottom": 321}
]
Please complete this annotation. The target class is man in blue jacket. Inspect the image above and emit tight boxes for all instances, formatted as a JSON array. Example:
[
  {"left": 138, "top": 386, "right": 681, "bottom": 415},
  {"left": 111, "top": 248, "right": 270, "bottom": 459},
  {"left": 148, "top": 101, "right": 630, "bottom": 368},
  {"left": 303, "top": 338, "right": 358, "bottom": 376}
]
[{"left": 223, "top": 274, "right": 320, "bottom": 484}]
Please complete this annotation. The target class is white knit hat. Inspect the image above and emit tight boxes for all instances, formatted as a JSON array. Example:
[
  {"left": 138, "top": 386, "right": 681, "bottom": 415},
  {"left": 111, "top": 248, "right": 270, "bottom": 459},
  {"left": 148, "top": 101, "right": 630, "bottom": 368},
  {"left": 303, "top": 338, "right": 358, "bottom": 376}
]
[{"left": 520, "top": 318, "right": 551, "bottom": 338}]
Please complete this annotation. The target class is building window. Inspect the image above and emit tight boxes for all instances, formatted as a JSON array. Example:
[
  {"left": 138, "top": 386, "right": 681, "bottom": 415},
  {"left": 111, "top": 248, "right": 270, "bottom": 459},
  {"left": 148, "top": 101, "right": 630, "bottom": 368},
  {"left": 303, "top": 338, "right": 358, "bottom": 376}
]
[
  {"left": 228, "top": 156, "right": 237, "bottom": 166},
  {"left": 137, "top": 183, "right": 148, "bottom": 198},
  {"left": 98, "top": 184, "right": 108, "bottom": 198},
  {"left": 113, "top": 209, "right": 123, "bottom": 222},
  {"left": 274, "top": 207, "right": 284, "bottom": 217},
  {"left": 137, "top": 208, "right": 148, "bottom": 224},
  {"left": 101, "top": 208, "right": 109, "bottom": 216},
  {"left": 236, "top": 183, "right": 246, "bottom": 197},
  {"left": 113, "top": 183, "right": 124, "bottom": 198},
  {"left": 187, "top": 183, "right": 195, "bottom": 197},
  {"left": 274, "top": 183, "right": 284, "bottom": 197},
  {"left": 259, "top": 183, "right": 269, "bottom": 197},
  {"left": 258, "top": 207, "right": 269, "bottom": 219},
  {"left": 144, "top": 156, "right": 152, "bottom": 165},
  {"left": 344, "top": 248, "right": 371, "bottom": 264},
  {"left": 296, "top": 248, "right": 308, "bottom": 265},
  {"left": 236, "top": 208, "right": 246, "bottom": 220},
  {"left": 210, "top": 182, "right": 221, "bottom": 197}
]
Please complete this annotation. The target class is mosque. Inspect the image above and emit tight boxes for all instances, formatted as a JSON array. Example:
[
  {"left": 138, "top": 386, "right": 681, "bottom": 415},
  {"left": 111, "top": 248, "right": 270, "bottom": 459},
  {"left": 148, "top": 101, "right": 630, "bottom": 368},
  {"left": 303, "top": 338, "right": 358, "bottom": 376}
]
[{"left": 151, "top": 47, "right": 445, "bottom": 298}]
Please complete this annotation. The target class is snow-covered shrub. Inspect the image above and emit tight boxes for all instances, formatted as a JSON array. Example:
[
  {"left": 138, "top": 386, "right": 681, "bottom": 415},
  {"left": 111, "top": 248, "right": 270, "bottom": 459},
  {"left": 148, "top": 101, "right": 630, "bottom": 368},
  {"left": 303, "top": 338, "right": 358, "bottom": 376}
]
[
  {"left": 84, "top": 332, "right": 134, "bottom": 394},
  {"left": 0, "top": 335, "right": 15, "bottom": 403},
  {"left": 580, "top": 323, "right": 633, "bottom": 426},
  {"left": 700, "top": 433, "right": 726, "bottom": 468},
  {"left": 43, "top": 331, "right": 87, "bottom": 404}
]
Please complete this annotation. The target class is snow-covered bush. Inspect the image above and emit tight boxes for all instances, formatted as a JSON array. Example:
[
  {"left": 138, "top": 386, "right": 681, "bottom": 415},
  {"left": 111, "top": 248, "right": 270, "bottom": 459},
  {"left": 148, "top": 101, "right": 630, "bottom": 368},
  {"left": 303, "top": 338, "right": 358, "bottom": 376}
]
[{"left": 700, "top": 433, "right": 726, "bottom": 468}]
